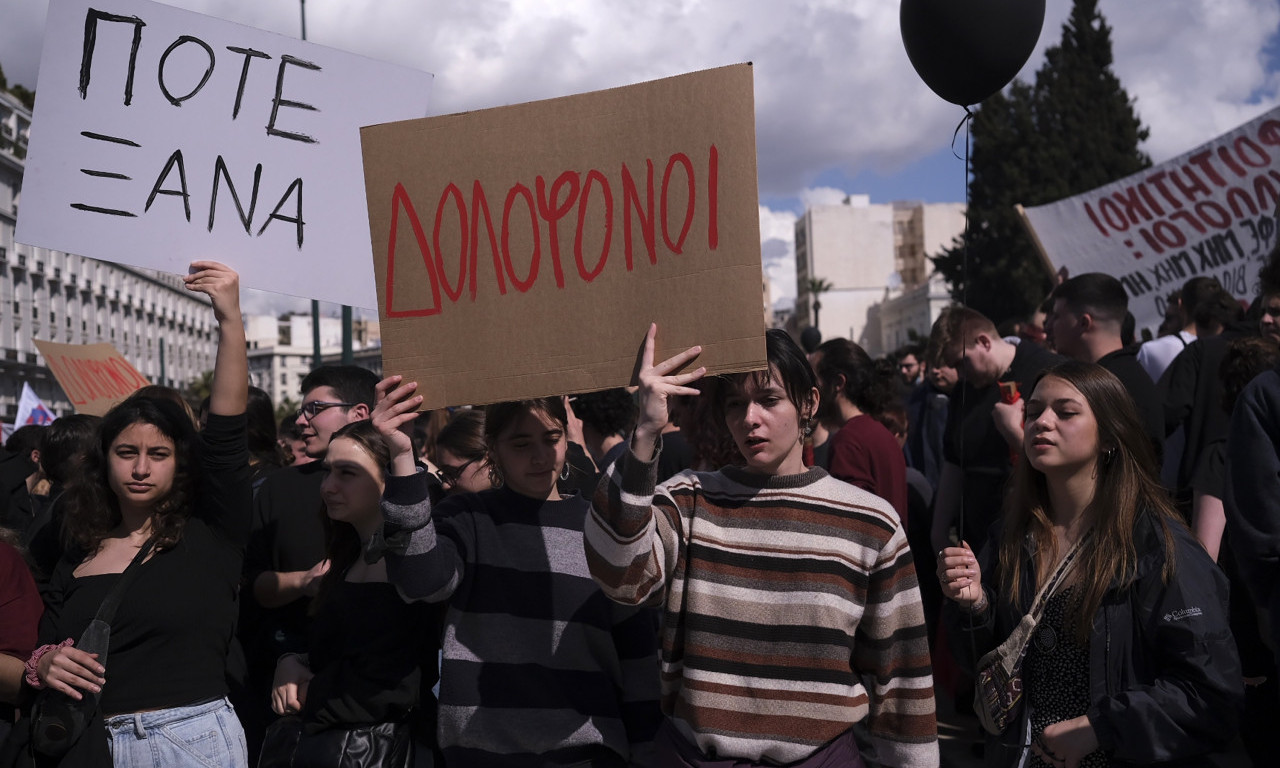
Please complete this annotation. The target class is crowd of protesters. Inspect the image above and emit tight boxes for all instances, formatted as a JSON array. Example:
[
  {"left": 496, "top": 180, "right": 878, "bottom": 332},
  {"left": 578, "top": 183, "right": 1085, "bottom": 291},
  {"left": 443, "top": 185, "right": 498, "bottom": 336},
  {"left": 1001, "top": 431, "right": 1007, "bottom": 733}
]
[{"left": 0, "top": 241, "right": 1278, "bottom": 767}]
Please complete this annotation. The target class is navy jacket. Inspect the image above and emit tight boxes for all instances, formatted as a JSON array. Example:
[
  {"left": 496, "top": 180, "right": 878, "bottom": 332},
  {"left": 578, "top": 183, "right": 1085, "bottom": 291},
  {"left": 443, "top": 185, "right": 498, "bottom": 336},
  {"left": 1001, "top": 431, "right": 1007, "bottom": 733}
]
[{"left": 945, "top": 514, "right": 1242, "bottom": 767}]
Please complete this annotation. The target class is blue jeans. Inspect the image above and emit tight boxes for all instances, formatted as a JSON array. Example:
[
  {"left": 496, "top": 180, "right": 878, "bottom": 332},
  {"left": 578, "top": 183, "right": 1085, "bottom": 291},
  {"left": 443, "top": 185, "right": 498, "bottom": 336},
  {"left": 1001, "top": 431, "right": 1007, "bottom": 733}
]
[{"left": 105, "top": 697, "right": 249, "bottom": 768}]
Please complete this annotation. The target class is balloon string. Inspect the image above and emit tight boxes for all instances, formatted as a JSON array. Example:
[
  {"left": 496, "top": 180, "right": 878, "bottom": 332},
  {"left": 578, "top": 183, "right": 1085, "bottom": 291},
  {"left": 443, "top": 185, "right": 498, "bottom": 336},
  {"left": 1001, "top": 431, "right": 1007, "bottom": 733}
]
[
  {"left": 950, "top": 107, "right": 975, "bottom": 161},
  {"left": 956, "top": 105, "right": 972, "bottom": 569},
  {"left": 960, "top": 105, "right": 975, "bottom": 676}
]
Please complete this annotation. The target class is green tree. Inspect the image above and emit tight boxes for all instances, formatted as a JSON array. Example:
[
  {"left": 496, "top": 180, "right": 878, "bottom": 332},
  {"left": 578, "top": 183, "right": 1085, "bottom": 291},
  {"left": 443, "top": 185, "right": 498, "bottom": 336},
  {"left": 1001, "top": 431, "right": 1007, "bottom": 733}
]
[
  {"left": 10, "top": 84, "right": 35, "bottom": 110},
  {"left": 932, "top": 0, "right": 1150, "bottom": 324}
]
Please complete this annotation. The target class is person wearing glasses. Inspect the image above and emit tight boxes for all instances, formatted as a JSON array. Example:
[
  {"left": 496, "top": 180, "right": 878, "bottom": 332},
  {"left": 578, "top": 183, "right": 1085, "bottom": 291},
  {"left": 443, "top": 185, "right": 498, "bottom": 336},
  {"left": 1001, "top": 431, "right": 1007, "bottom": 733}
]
[
  {"left": 239, "top": 365, "right": 379, "bottom": 758},
  {"left": 433, "top": 411, "right": 493, "bottom": 495}
]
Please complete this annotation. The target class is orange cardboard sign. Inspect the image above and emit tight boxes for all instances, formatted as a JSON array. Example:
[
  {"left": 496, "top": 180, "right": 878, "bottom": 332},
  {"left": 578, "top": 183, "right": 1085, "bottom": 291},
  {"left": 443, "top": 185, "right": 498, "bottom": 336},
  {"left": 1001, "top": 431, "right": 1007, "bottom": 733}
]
[
  {"left": 34, "top": 340, "right": 151, "bottom": 416},
  {"left": 361, "top": 64, "right": 766, "bottom": 409}
]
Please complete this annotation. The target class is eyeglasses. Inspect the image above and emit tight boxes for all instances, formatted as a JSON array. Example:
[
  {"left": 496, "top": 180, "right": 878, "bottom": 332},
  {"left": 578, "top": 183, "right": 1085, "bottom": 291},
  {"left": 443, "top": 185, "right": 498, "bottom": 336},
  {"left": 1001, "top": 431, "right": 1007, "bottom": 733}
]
[
  {"left": 435, "top": 457, "right": 479, "bottom": 486},
  {"left": 295, "top": 401, "right": 357, "bottom": 421}
]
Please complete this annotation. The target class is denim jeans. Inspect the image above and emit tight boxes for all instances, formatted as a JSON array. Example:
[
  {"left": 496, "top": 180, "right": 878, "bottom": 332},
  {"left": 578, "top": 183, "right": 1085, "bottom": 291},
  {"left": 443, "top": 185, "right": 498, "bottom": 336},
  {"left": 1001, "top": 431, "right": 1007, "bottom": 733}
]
[{"left": 104, "top": 697, "right": 249, "bottom": 768}]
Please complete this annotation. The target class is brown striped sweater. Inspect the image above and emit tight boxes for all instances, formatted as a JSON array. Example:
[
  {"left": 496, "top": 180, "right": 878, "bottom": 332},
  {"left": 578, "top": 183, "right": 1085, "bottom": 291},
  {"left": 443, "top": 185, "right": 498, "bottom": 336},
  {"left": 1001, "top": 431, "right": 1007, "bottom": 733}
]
[{"left": 584, "top": 443, "right": 939, "bottom": 767}]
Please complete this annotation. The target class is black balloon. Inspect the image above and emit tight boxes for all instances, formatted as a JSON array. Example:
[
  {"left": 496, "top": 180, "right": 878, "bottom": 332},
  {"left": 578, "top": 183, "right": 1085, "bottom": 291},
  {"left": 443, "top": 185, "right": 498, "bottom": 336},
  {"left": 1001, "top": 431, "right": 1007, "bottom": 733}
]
[{"left": 900, "top": 0, "right": 1046, "bottom": 107}]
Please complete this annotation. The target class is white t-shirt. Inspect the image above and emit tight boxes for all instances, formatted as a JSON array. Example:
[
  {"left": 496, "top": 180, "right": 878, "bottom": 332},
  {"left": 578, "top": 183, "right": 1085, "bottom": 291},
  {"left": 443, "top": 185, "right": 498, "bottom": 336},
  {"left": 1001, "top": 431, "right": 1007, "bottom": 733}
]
[{"left": 1136, "top": 330, "right": 1196, "bottom": 383}]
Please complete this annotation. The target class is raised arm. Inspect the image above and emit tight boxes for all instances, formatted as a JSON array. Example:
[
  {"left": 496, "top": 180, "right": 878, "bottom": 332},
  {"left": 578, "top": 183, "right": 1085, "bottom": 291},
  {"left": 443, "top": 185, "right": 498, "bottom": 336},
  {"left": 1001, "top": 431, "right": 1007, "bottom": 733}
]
[
  {"left": 372, "top": 375, "right": 468, "bottom": 603},
  {"left": 631, "top": 323, "right": 705, "bottom": 462},
  {"left": 585, "top": 324, "right": 702, "bottom": 606},
  {"left": 184, "top": 261, "right": 247, "bottom": 417}
]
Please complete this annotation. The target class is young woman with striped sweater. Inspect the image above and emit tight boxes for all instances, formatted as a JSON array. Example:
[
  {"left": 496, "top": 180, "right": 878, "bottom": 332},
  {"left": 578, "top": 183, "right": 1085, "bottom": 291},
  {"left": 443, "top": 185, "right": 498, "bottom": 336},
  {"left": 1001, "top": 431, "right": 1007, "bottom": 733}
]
[
  {"left": 369, "top": 384, "right": 662, "bottom": 767},
  {"left": 584, "top": 325, "right": 938, "bottom": 767}
]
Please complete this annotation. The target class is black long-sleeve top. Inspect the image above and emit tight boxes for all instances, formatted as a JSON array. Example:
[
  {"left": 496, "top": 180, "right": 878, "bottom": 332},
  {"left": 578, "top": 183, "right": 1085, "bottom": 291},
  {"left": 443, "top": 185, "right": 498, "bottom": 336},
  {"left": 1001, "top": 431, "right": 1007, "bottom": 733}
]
[{"left": 38, "top": 412, "right": 250, "bottom": 715}]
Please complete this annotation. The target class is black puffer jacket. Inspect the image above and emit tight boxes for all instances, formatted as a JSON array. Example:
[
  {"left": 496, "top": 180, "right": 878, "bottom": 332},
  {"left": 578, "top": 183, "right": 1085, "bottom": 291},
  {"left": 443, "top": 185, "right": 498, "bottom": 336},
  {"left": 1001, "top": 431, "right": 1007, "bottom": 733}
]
[{"left": 945, "top": 513, "right": 1243, "bottom": 766}]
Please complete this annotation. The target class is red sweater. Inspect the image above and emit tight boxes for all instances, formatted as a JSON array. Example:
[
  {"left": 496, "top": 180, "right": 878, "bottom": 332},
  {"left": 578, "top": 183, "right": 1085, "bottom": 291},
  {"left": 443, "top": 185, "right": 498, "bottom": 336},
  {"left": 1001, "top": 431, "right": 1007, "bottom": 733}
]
[{"left": 827, "top": 414, "right": 909, "bottom": 526}]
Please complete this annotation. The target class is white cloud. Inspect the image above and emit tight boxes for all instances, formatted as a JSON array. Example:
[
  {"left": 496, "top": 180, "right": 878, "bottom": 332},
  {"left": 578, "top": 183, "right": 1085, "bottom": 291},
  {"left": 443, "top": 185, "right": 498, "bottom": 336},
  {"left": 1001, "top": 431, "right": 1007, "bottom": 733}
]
[
  {"left": 798, "top": 187, "right": 853, "bottom": 209},
  {"left": 4, "top": 0, "right": 1278, "bottom": 316},
  {"left": 759, "top": 204, "right": 800, "bottom": 309}
]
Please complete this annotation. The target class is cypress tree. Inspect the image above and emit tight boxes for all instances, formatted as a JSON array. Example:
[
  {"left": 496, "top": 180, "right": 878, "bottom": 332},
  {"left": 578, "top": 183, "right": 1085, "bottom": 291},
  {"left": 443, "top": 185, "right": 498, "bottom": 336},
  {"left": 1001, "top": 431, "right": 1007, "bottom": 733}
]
[{"left": 932, "top": 0, "right": 1150, "bottom": 325}]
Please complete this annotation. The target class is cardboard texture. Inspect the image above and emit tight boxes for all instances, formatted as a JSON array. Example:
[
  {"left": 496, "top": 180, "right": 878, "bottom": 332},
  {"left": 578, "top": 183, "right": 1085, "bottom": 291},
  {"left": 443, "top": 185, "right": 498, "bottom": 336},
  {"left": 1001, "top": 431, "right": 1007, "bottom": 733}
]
[
  {"left": 33, "top": 340, "right": 151, "bottom": 416},
  {"left": 362, "top": 64, "right": 766, "bottom": 409},
  {"left": 1021, "top": 105, "right": 1280, "bottom": 336},
  {"left": 17, "top": 0, "right": 433, "bottom": 309}
]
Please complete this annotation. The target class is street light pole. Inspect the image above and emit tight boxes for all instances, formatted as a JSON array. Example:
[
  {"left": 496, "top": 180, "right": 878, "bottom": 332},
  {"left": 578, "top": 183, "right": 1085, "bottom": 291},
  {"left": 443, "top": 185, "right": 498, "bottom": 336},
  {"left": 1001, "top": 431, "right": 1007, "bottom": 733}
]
[{"left": 300, "top": 0, "right": 323, "bottom": 369}]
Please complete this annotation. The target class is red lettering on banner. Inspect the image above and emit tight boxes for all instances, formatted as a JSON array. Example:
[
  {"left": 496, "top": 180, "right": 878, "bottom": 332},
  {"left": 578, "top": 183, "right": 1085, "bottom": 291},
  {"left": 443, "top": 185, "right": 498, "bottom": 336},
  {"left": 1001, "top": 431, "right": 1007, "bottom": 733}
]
[
  {"left": 1170, "top": 166, "right": 1212, "bottom": 201},
  {"left": 434, "top": 184, "right": 468, "bottom": 303},
  {"left": 1147, "top": 171, "right": 1184, "bottom": 210},
  {"left": 1236, "top": 136, "right": 1271, "bottom": 168},
  {"left": 1084, "top": 201, "right": 1109, "bottom": 237},
  {"left": 536, "top": 171, "right": 579, "bottom": 289},
  {"left": 502, "top": 184, "right": 540, "bottom": 293},
  {"left": 1256, "top": 174, "right": 1280, "bottom": 213},
  {"left": 1217, "top": 145, "right": 1247, "bottom": 178},
  {"left": 385, "top": 183, "right": 442, "bottom": 318},
  {"left": 1188, "top": 150, "right": 1227, "bottom": 188},
  {"left": 1138, "top": 184, "right": 1166, "bottom": 217},
  {"left": 574, "top": 170, "right": 613, "bottom": 283},
  {"left": 661, "top": 153, "right": 695, "bottom": 255},
  {"left": 622, "top": 160, "right": 655, "bottom": 268},
  {"left": 1260, "top": 120, "right": 1280, "bottom": 147},
  {"left": 1226, "top": 187, "right": 1259, "bottom": 218},
  {"left": 1195, "top": 201, "right": 1232, "bottom": 230},
  {"left": 1170, "top": 209, "right": 1206, "bottom": 235},
  {"left": 381, "top": 146, "right": 720, "bottom": 317},
  {"left": 708, "top": 145, "right": 719, "bottom": 250},
  {"left": 48, "top": 356, "right": 88, "bottom": 405},
  {"left": 470, "top": 181, "right": 506, "bottom": 299}
]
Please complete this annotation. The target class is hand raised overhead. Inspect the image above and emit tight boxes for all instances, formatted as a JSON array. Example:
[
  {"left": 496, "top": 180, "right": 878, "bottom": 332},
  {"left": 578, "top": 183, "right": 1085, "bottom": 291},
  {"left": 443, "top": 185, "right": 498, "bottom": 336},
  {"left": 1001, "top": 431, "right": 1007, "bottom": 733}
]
[
  {"left": 633, "top": 323, "right": 705, "bottom": 462},
  {"left": 372, "top": 375, "right": 422, "bottom": 476}
]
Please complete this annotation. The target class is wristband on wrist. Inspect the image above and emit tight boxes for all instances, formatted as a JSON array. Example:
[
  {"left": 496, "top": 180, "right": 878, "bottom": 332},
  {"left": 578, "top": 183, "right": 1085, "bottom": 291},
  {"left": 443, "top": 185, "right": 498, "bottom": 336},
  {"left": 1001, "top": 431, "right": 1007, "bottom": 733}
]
[
  {"left": 966, "top": 591, "right": 989, "bottom": 615},
  {"left": 25, "top": 639, "right": 75, "bottom": 689}
]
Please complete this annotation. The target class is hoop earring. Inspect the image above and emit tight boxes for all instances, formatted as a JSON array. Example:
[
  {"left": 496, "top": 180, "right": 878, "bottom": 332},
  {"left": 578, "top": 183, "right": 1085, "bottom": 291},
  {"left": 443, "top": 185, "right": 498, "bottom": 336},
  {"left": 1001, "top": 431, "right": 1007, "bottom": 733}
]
[
  {"left": 560, "top": 463, "right": 571, "bottom": 481},
  {"left": 1103, "top": 447, "right": 1116, "bottom": 466},
  {"left": 488, "top": 465, "right": 504, "bottom": 488}
]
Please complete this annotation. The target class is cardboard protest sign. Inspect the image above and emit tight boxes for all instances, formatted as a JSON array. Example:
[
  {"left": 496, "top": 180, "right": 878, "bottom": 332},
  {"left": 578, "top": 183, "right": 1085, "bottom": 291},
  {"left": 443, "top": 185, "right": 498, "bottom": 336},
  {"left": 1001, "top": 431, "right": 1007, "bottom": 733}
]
[
  {"left": 17, "top": 0, "right": 433, "bottom": 309},
  {"left": 33, "top": 340, "right": 151, "bottom": 416},
  {"left": 361, "top": 64, "right": 766, "bottom": 409},
  {"left": 1021, "top": 106, "right": 1280, "bottom": 335}
]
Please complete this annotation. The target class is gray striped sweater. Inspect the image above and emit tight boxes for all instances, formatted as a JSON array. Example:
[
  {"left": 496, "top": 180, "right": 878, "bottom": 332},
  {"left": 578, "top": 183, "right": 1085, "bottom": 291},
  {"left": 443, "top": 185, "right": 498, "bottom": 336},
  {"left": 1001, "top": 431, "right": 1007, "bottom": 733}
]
[{"left": 381, "top": 470, "right": 662, "bottom": 767}]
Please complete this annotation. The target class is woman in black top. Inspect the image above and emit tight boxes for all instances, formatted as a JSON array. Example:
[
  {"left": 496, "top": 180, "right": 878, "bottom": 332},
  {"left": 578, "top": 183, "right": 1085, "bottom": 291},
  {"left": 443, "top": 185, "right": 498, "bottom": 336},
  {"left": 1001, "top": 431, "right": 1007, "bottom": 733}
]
[
  {"left": 270, "top": 420, "right": 441, "bottom": 766},
  {"left": 938, "top": 362, "right": 1242, "bottom": 767},
  {"left": 29, "top": 261, "right": 251, "bottom": 767}
]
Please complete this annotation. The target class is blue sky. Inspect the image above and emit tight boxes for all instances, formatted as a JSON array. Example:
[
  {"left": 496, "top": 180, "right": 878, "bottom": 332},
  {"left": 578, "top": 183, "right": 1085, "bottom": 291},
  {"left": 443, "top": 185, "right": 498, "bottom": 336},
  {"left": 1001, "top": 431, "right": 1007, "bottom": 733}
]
[{"left": 4, "top": 0, "right": 1278, "bottom": 314}]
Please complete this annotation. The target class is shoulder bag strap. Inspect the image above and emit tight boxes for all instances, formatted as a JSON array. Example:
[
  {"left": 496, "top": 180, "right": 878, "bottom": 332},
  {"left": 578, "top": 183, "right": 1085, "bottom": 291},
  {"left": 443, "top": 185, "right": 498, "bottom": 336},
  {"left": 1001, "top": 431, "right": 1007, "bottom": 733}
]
[
  {"left": 93, "top": 537, "right": 158, "bottom": 626},
  {"left": 1026, "top": 530, "right": 1092, "bottom": 620}
]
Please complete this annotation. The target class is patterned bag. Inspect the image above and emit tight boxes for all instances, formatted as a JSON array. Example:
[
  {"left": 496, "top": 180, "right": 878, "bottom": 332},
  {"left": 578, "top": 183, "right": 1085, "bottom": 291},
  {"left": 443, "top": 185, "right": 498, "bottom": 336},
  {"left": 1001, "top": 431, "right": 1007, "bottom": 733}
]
[{"left": 973, "top": 534, "right": 1089, "bottom": 735}]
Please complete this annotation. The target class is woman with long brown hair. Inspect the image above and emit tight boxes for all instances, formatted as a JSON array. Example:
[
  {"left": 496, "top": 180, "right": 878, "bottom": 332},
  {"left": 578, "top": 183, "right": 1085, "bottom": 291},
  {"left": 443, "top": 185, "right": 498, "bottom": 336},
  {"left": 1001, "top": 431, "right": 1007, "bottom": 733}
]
[
  {"left": 938, "top": 361, "right": 1242, "bottom": 767},
  {"left": 267, "top": 420, "right": 440, "bottom": 766},
  {"left": 23, "top": 262, "right": 250, "bottom": 767}
]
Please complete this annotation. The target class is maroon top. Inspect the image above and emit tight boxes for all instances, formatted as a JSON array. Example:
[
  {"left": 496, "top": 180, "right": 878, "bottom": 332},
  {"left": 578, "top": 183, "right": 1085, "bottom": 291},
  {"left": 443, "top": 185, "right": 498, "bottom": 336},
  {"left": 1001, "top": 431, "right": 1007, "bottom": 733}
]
[
  {"left": 0, "top": 541, "right": 41, "bottom": 661},
  {"left": 826, "top": 414, "right": 910, "bottom": 526}
]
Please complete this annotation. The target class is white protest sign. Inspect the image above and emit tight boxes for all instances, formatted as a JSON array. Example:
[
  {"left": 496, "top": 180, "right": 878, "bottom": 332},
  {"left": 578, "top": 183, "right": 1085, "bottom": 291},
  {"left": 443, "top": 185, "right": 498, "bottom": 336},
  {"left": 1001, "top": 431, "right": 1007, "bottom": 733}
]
[
  {"left": 16, "top": 0, "right": 433, "bottom": 309},
  {"left": 1021, "top": 106, "right": 1280, "bottom": 336}
]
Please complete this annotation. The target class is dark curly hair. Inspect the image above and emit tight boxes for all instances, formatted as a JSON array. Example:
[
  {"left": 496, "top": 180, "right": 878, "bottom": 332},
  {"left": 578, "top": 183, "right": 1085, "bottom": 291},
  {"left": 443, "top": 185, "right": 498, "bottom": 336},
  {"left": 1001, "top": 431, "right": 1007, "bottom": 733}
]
[
  {"left": 572, "top": 388, "right": 637, "bottom": 439},
  {"left": 60, "top": 397, "right": 202, "bottom": 555}
]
